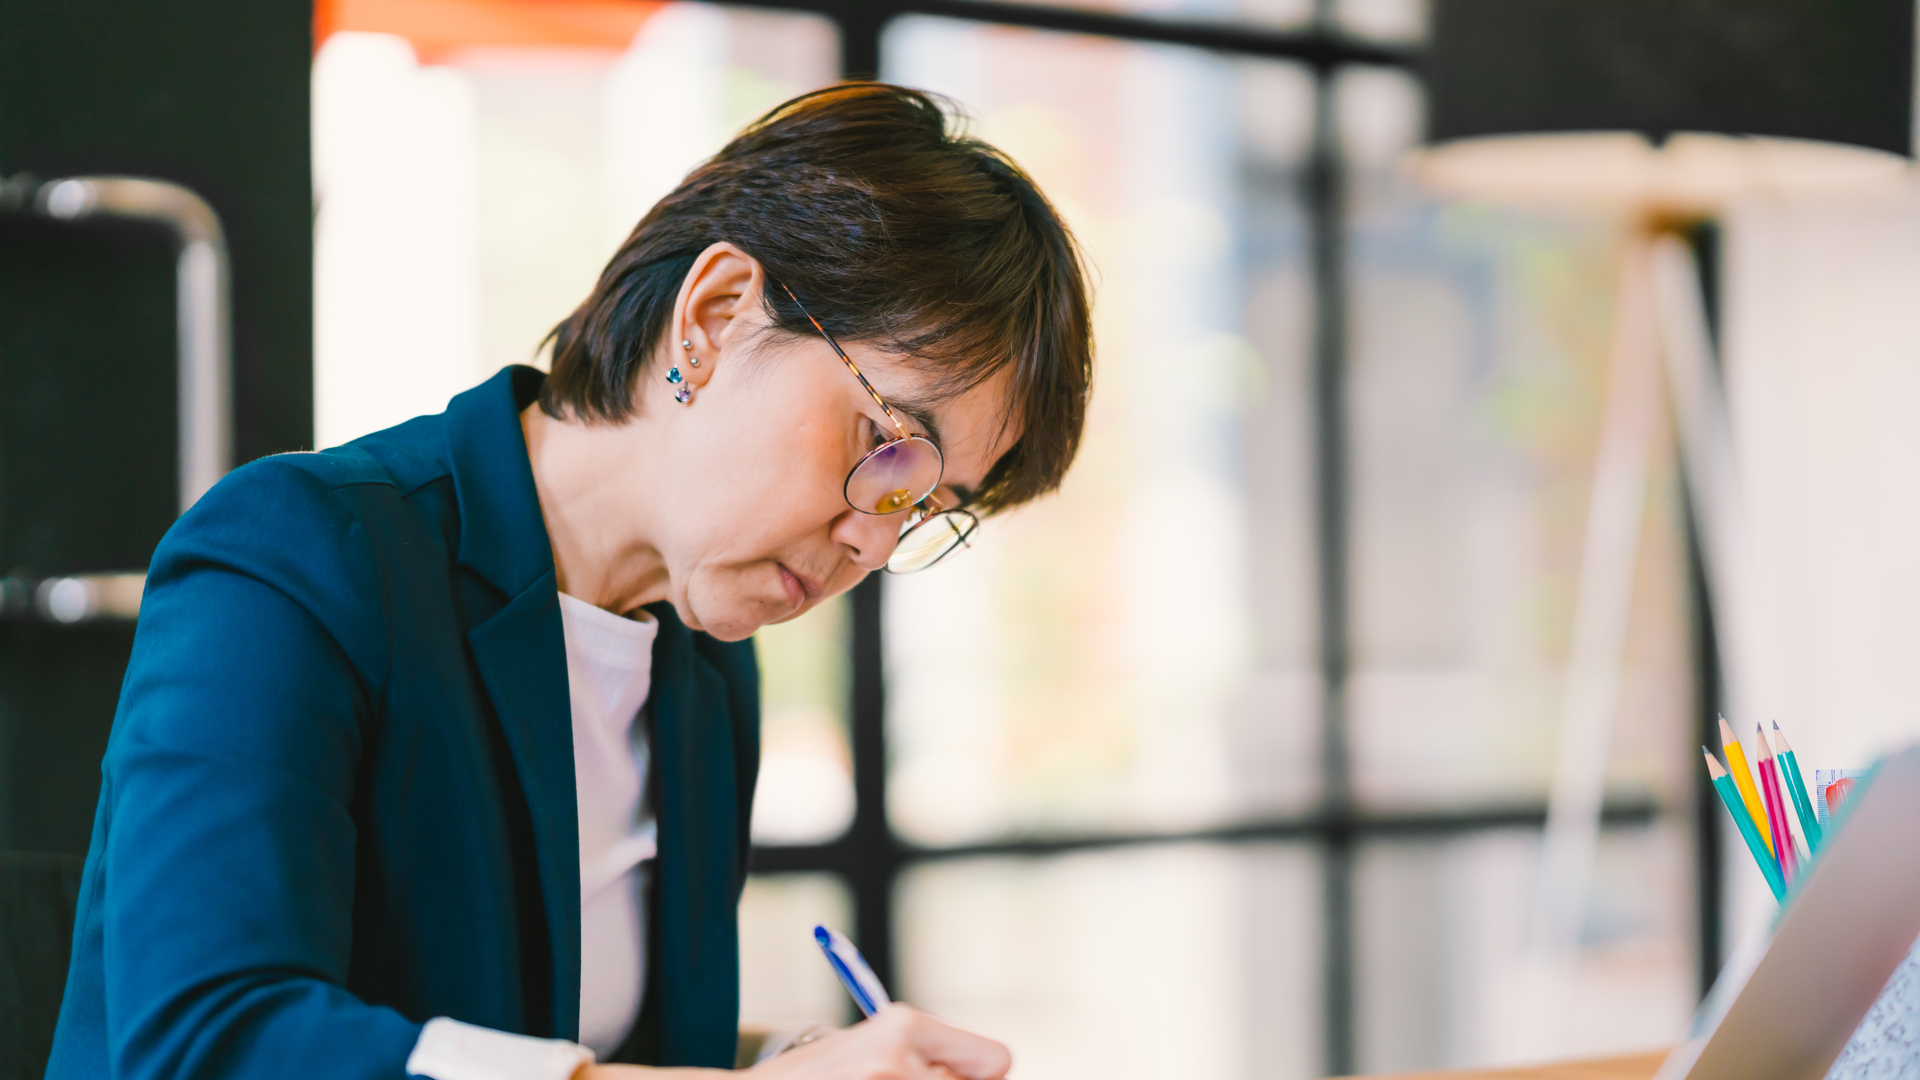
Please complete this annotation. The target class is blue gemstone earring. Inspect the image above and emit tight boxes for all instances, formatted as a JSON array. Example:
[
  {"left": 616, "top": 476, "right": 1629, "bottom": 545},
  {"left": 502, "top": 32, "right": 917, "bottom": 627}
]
[{"left": 666, "top": 366, "right": 684, "bottom": 384}]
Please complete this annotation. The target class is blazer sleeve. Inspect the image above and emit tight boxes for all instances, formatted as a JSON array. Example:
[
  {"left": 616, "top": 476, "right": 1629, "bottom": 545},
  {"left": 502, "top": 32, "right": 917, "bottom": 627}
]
[{"left": 92, "top": 457, "right": 422, "bottom": 1080}]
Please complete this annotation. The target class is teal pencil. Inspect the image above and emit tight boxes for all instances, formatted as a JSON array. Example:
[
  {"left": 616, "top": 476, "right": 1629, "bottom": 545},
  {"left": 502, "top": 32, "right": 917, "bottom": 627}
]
[
  {"left": 1704, "top": 747, "right": 1787, "bottom": 901},
  {"left": 1769, "top": 721, "right": 1823, "bottom": 853}
]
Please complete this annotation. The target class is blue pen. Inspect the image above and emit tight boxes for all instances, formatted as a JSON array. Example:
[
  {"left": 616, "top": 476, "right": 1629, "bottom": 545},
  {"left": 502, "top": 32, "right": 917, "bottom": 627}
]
[{"left": 813, "top": 925, "right": 891, "bottom": 1017}]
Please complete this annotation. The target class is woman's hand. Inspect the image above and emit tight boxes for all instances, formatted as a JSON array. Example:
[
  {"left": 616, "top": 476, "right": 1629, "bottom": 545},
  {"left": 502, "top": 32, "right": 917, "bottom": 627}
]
[
  {"left": 750, "top": 1006, "right": 1010, "bottom": 1080},
  {"left": 579, "top": 1005, "right": 1010, "bottom": 1080}
]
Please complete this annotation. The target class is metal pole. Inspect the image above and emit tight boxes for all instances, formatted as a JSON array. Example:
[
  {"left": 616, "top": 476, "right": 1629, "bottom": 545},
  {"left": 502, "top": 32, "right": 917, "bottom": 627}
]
[
  {"left": 1687, "top": 488, "right": 1727, "bottom": 996},
  {"left": 0, "top": 173, "right": 233, "bottom": 626},
  {"left": 1305, "top": 32, "right": 1356, "bottom": 1076},
  {"left": 845, "top": 573, "right": 900, "bottom": 994},
  {"left": 34, "top": 176, "right": 232, "bottom": 513},
  {"left": 834, "top": 2, "right": 905, "bottom": 1000}
]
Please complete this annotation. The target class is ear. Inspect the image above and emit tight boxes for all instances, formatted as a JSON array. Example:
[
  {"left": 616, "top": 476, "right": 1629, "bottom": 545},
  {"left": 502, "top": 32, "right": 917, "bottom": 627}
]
[{"left": 671, "top": 242, "right": 764, "bottom": 389}]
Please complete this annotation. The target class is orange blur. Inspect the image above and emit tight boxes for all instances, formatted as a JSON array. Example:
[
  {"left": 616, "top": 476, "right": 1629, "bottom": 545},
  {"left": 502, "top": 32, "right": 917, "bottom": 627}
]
[{"left": 315, "top": 0, "right": 665, "bottom": 63}]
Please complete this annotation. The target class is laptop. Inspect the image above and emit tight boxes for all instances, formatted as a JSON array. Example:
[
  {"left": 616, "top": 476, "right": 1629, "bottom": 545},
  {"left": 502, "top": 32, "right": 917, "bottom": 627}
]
[{"left": 1656, "top": 743, "right": 1920, "bottom": 1080}]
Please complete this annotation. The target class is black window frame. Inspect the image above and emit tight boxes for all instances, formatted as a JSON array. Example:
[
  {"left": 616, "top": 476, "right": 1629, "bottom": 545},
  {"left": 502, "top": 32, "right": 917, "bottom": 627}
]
[{"left": 742, "top": 3, "right": 1714, "bottom": 1074}]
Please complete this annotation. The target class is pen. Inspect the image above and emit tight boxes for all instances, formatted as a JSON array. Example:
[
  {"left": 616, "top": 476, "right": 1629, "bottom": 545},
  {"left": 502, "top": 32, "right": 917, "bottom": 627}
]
[{"left": 814, "top": 925, "right": 892, "bottom": 1018}]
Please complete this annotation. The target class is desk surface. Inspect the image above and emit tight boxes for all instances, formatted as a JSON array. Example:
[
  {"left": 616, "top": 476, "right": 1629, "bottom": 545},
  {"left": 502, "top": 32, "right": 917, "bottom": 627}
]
[{"left": 1351, "top": 1050, "right": 1667, "bottom": 1080}]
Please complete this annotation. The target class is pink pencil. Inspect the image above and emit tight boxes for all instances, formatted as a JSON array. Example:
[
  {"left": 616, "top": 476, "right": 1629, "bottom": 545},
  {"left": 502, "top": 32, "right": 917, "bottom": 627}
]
[{"left": 1755, "top": 724, "right": 1798, "bottom": 884}]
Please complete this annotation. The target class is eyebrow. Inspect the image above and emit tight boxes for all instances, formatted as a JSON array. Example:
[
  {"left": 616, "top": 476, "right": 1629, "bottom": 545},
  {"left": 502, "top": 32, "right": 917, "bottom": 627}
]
[
  {"left": 891, "top": 399, "right": 945, "bottom": 453},
  {"left": 785, "top": 288, "right": 967, "bottom": 496},
  {"left": 874, "top": 392, "right": 984, "bottom": 510},
  {"left": 878, "top": 393, "right": 980, "bottom": 508}
]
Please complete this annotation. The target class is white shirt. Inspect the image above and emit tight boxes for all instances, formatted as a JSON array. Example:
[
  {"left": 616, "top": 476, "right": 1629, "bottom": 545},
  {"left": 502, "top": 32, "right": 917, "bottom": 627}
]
[{"left": 406, "top": 593, "right": 658, "bottom": 1080}]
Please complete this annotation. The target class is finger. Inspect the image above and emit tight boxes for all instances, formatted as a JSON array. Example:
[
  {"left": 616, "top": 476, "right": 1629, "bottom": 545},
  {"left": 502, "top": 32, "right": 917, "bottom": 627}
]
[{"left": 884, "top": 1006, "right": 1013, "bottom": 1080}]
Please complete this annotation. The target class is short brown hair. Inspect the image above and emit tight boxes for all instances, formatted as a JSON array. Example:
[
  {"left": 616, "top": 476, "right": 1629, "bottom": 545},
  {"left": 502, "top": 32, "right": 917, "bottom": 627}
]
[{"left": 540, "top": 82, "right": 1092, "bottom": 514}]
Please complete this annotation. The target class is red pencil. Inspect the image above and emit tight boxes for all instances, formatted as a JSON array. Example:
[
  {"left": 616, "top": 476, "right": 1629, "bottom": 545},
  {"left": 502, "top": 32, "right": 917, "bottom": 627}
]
[{"left": 1755, "top": 724, "right": 1799, "bottom": 883}]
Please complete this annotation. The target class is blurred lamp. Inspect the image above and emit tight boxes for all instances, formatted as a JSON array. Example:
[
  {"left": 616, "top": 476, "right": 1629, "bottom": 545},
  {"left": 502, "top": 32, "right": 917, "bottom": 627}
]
[
  {"left": 1413, "top": 0, "right": 1916, "bottom": 208},
  {"left": 1406, "top": 0, "right": 1918, "bottom": 1048}
]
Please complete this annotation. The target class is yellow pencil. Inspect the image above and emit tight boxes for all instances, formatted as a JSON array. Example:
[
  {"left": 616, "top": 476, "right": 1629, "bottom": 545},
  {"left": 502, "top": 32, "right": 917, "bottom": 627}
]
[{"left": 1720, "top": 716, "right": 1774, "bottom": 856}]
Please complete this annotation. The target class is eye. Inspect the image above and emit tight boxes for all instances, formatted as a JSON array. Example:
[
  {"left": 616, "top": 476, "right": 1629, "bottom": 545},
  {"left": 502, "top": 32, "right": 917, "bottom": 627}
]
[{"left": 863, "top": 415, "right": 892, "bottom": 451}]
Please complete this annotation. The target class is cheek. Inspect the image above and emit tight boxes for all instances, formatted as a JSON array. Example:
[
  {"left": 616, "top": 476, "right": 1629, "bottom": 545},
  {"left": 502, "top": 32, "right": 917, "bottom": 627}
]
[{"left": 678, "top": 413, "right": 849, "bottom": 556}]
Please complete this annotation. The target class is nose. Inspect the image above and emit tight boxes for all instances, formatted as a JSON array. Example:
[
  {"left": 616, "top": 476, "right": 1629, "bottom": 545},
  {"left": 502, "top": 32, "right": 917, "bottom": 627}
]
[{"left": 831, "top": 507, "right": 902, "bottom": 573}]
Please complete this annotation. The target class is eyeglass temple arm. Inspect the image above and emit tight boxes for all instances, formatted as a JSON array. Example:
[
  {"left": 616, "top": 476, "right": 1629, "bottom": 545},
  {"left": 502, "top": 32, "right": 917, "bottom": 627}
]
[{"left": 779, "top": 284, "right": 912, "bottom": 440}]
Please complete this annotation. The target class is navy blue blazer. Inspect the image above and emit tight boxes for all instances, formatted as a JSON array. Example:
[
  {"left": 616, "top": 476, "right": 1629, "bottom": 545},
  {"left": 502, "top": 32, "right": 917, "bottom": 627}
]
[{"left": 47, "top": 366, "right": 759, "bottom": 1079}]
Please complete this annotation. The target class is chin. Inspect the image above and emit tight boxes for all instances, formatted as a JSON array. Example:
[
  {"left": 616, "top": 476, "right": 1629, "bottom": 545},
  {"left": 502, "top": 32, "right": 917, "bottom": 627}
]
[
  {"left": 692, "top": 613, "right": 762, "bottom": 643},
  {"left": 681, "top": 582, "right": 794, "bottom": 642}
]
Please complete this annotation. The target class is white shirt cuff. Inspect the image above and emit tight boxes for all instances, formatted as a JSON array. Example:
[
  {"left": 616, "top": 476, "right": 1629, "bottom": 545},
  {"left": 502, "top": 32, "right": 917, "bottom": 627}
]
[{"left": 406, "top": 1017, "right": 596, "bottom": 1080}]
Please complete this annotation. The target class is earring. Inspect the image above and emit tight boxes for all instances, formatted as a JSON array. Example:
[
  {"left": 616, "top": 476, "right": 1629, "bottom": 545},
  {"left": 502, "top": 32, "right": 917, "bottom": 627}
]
[
  {"left": 666, "top": 365, "right": 693, "bottom": 404},
  {"left": 681, "top": 338, "right": 701, "bottom": 367}
]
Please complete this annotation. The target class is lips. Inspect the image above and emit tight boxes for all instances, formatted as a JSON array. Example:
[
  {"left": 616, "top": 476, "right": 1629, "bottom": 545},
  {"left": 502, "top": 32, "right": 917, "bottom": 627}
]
[{"left": 775, "top": 562, "right": 821, "bottom": 610}]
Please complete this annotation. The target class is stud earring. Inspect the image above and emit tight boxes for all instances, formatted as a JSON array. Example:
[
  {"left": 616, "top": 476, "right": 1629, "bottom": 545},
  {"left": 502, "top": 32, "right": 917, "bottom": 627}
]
[
  {"left": 666, "top": 366, "right": 684, "bottom": 384},
  {"left": 681, "top": 338, "right": 701, "bottom": 367},
  {"left": 674, "top": 385, "right": 694, "bottom": 404}
]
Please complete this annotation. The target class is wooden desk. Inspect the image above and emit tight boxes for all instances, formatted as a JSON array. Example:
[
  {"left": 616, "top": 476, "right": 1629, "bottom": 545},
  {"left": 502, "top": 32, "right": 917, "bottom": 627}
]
[{"left": 1348, "top": 1050, "right": 1667, "bottom": 1080}]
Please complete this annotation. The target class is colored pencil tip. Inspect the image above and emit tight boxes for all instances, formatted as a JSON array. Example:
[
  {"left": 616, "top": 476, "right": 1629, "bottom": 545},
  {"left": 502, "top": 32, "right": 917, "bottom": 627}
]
[
  {"left": 1755, "top": 723, "right": 1774, "bottom": 759},
  {"left": 1701, "top": 747, "right": 1726, "bottom": 777},
  {"left": 1718, "top": 716, "right": 1736, "bottom": 743},
  {"left": 1771, "top": 721, "right": 1794, "bottom": 754}
]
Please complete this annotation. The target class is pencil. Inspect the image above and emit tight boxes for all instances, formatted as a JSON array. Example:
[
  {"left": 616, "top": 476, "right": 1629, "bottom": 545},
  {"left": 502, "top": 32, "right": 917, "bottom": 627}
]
[
  {"left": 1703, "top": 747, "right": 1787, "bottom": 901},
  {"left": 1754, "top": 725, "right": 1799, "bottom": 884},
  {"left": 1765, "top": 730, "right": 1811, "bottom": 865},
  {"left": 1719, "top": 716, "right": 1774, "bottom": 856},
  {"left": 1770, "top": 721, "right": 1823, "bottom": 853}
]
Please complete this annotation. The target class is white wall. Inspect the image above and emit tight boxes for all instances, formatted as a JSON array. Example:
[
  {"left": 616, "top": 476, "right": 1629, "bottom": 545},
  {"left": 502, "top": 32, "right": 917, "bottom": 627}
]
[
  {"left": 1726, "top": 182, "right": 1920, "bottom": 775},
  {"left": 1720, "top": 175, "right": 1920, "bottom": 945}
]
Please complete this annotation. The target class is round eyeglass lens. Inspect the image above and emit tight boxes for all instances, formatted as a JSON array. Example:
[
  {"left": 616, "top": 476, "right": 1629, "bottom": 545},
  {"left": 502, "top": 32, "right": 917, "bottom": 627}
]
[
  {"left": 887, "top": 509, "right": 977, "bottom": 574},
  {"left": 846, "top": 435, "right": 944, "bottom": 515}
]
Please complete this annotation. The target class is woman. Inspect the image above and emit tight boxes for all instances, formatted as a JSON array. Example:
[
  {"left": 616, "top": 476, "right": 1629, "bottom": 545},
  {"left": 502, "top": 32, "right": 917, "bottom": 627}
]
[{"left": 46, "top": 84, "right": 1091, "bottom": 1080}]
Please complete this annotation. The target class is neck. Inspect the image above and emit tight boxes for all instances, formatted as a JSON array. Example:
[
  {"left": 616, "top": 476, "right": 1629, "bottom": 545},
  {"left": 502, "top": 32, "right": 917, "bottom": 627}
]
[{"left": 521, "top": 403, "right": 669, "bottom": 615}]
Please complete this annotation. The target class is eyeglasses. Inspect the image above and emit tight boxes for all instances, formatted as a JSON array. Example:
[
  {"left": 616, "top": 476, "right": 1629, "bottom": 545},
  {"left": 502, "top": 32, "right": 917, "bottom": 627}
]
[{"left": 781, "top": 284, "right": 980, "bottom": 574}]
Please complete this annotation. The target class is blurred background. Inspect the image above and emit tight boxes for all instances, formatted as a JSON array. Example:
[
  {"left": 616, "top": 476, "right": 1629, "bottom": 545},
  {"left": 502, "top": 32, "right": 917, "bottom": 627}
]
[{"left": 5, "top": 0, "right": 1920, "bottom": 1077}]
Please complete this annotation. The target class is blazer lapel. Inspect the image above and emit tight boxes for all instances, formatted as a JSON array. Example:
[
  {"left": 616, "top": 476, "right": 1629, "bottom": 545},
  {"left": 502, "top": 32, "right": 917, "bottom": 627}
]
[
  {"left": 439, "top": 366, "right": 746, "bottom": 1061},
  {"left": 645, "top": 604, "right": 742, "bottom": 1066},
  {"left": 442, "top": 366, "right": 581, "bottom": 1039},
  {"left": 469, "top": 576, "right": 579, "bottom": 1040}
]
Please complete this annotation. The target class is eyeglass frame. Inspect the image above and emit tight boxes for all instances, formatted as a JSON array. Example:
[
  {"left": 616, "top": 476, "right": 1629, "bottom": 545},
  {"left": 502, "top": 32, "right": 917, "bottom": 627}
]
[{"left": 778, "top": 283, "right": 980, "bottom": 573}]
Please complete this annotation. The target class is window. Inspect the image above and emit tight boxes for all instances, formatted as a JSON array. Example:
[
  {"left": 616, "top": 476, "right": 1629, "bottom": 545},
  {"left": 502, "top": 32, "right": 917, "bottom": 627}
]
[{"left": 744, "top": 5, "right": 1702, "bottom": 1077}]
